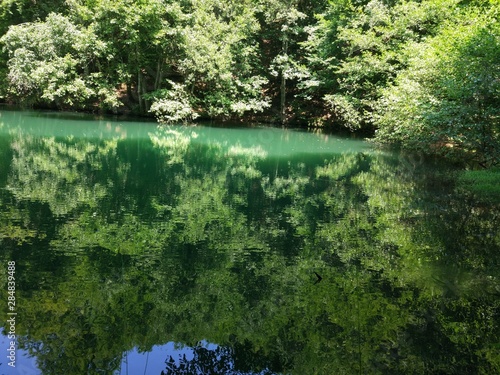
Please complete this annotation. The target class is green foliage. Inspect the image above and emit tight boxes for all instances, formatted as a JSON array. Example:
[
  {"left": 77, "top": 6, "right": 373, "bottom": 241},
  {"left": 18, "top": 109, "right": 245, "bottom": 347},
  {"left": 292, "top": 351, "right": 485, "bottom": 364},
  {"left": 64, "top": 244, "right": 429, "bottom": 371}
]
[
  {"left": 0, "top": 0, "right": 68, "bottom": 33},
  {"left": 0, "top": 0, "right": 498, "bottom": 165},
  {"left": 1, "top": 0, "right": 314, "bottom": 117},
  {"left": 146, "top": 82, "right": 199, "bottom": 124},
  {"left": 258, "top": 1, "right": 314, "bottom": 123},
  {"left": 374, "top": 9, "right": 500, "bottom": 166},
  {"left": 172, "top": 0, "right": 270, "bottom": 120},
  {"left": 305, "top": 0, "right": 457, "bottom": 129},
  {"left": 0, "top": 0, "right": 67, "bottom": 96},
  {"left": 78, "top": 0, "right": 180, "bottom": 107},
  {"left": 1, "top": 13, "right": 120, "bottom": 109}
]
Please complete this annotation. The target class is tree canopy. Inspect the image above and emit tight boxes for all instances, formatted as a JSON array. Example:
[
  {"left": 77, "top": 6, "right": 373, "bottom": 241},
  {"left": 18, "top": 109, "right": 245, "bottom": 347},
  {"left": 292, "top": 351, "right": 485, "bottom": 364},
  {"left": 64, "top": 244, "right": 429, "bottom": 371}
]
[{"left": 0, "top": 0, "right": 498, "bottom": 162}]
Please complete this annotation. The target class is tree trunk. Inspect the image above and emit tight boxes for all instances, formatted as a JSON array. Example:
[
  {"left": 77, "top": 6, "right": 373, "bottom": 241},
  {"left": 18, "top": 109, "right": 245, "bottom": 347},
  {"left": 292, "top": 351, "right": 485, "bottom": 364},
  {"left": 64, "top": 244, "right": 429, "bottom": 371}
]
[
  {"left": 281, "top": 73, "right": 286, "bottom": 125},
  {"left": 137, "top": 69, "right": 143, "bottom": 113},
  {"left": 280, "top": 39, "right": 288, "bottom": 125},
  {"left": 154, "top": 57, "right": 163, "bottom": 92}
]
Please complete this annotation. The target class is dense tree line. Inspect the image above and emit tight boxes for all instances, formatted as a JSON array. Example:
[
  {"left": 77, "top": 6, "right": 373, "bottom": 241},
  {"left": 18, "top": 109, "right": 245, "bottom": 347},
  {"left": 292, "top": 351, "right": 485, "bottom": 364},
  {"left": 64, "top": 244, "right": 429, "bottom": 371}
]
[{"left": 0, "top": 0, "right": 498, "bottom": 164}]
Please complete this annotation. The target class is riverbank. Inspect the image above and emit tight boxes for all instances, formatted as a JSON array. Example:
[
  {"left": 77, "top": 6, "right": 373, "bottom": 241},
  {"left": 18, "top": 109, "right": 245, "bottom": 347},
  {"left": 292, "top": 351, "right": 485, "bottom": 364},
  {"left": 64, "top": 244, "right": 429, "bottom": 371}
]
[{"left": 458, "top": 168, "right": 500, "bottom": 204}]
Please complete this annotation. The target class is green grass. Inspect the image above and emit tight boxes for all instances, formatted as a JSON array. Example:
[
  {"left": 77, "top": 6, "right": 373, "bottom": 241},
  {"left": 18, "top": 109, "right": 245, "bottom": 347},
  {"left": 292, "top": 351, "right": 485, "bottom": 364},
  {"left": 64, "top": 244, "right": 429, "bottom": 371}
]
[{"left": 458, "top": 168, "right": 500, "bottom": 203}]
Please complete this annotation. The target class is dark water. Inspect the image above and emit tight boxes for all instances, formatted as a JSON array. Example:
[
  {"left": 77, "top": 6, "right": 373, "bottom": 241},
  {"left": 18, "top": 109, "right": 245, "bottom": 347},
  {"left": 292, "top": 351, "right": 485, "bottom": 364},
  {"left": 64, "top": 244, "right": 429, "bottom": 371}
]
[{"left": 0, "top": 110, "right": 499, "bottom": 374}]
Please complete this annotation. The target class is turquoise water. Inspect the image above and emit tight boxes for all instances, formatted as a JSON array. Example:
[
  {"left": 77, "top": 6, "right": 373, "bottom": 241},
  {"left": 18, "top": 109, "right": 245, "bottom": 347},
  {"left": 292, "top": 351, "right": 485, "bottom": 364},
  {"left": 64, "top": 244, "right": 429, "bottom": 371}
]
[{"left": 0, "top": 110, "right": 499, "bottom": 374}]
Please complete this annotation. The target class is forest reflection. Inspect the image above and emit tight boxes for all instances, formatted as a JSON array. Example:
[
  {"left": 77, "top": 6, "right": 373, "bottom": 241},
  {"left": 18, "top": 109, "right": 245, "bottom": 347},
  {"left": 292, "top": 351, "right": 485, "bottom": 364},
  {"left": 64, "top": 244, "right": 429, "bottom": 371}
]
[{"left": 0, "top": 112, "right": 499, "bottom": 374}]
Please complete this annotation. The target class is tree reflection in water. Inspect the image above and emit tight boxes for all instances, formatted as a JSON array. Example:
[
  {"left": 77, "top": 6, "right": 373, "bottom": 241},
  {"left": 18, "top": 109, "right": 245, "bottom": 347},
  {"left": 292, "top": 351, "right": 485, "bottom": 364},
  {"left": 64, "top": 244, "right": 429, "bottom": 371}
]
[
  {"left": 0, "top": 112, "right": 498, "bottom": 374},
  {"left": 162, "top": 341, "right": 279, "bottom": 375}
]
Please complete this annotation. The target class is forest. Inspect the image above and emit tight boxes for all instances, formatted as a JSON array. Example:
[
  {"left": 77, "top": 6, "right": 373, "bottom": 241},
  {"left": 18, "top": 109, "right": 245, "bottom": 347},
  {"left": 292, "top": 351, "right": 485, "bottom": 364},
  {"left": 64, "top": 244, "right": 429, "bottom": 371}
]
[{"left": 0, "top": 0, "right": 498, "bottom": 166}]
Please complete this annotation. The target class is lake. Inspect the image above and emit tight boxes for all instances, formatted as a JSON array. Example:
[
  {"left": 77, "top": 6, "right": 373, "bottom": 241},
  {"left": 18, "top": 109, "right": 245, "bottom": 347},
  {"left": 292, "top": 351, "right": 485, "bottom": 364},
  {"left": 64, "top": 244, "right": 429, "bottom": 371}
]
[{"left": 0, "top": 110, "right": 499, "bottom": 374}]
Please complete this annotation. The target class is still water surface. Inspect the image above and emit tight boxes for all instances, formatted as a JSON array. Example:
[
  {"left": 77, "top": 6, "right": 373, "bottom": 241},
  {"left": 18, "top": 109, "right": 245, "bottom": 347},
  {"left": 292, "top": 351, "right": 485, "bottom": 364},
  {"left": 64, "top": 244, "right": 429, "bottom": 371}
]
[{"left": 0, "top": 110, "right": 499, "bottom": 374}]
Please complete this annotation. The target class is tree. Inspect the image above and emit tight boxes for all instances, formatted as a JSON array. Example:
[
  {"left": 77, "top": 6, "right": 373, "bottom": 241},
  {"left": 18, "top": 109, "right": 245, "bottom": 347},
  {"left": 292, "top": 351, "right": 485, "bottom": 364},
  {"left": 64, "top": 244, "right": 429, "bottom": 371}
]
[
  {"left": 73, "top": 0, "right": 183, "bottom": 113},
  {"left": 256, "top": 0, "right": 328, "bottom": 124},
  {"left": 374, "top": 8, "right": 500, "bottom": 167},
  {"left": 147, "top": 0, "right": 270, "bottom": 122},
  {"left": 1, "top": 13, "right": 120, "bottom": 110},
  {"left": 303, "top": 0, "right": 457, "bottom": 130}
]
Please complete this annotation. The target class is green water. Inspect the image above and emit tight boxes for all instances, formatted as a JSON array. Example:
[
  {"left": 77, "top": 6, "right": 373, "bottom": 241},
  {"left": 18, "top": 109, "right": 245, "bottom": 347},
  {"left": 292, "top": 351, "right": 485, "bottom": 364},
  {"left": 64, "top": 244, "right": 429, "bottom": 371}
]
[{"left": 0, "top": 110, "right": 499, "bottom": 374}]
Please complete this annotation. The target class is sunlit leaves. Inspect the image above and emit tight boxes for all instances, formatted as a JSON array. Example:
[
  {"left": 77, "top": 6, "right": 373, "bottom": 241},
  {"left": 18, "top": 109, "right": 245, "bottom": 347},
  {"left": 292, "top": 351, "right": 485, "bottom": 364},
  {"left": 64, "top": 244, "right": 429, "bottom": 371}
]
[
  {"left": 170, "top": 0, "right": 270, "bottom": 120},
  {"left": 374, "top": 9, "right": 500, "bottom": 166},
  {"left": 147, "top": 82, "right": 199, "bottom": 124},
  {"left": 1, "top": 13, "right": 118, "bottom": 109},
  {"left": 304, "top": 0, "right": 459, "bottom": 129}
]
